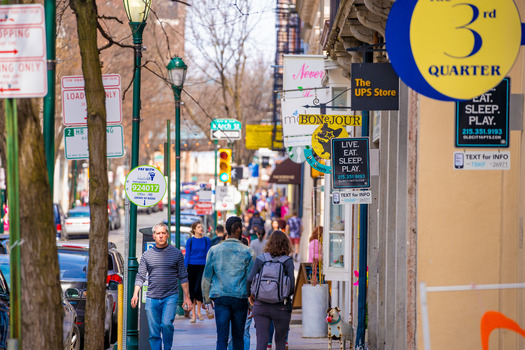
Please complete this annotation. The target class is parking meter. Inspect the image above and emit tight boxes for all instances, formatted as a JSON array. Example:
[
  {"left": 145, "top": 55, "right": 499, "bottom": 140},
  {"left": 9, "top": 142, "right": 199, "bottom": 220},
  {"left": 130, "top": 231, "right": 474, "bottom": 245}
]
[{"left": 138, "top": 227, "right": 154, "bottom": 349}]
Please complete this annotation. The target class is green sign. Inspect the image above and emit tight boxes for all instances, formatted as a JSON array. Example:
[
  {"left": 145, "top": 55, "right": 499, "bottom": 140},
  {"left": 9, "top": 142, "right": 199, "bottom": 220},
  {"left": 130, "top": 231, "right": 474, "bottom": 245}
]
[{"left": 210, "top": 118, "right": 241, "bottom": 131}]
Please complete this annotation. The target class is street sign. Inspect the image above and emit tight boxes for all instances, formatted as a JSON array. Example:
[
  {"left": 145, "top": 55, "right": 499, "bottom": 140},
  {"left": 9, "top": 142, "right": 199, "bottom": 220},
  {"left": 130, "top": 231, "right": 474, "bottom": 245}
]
[
  {"left": 210, "top": 118, "right": 241, "bottom": 131},
  {"left": 125, "top": 165, "right": 167, "bottom": 207},
  {"left": 211, "top": 129, "right": 241, "bottom": 140},
  {"left": 0, "top": 5, "right": 47, "bottom": 98},
  {"left": 198, "top": 188, "right": 212, "bottom": 202},
  {"left": 64, "top": 125, "right": 124, "bottom": 160},
  {"left": 62, "top": 74, "right": 122, "bottom": 126},
  {"left": 195, "top": 202, "right": 213, "bottom": 215},
  {"left": 455, "top": 78, "right": 510, "bottom": 148},
  {"left": 332, "top": 138, "right": 370, "bottom": 189},
  {"left": 231, "top": 167, "right": 243, "bottom": 181},
  {"left": 215, "top": 186, "right": 235, "bottom": 211},
  {"left": 453, "top": 151, "right": 510, "bottom": 170}
]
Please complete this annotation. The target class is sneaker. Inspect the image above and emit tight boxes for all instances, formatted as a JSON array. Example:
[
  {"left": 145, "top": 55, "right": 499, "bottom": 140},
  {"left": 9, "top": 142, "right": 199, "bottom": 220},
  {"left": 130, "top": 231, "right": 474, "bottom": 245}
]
[
  {"left": 267, "top": 344, "right": 272, "bottom": 349},
  {"left": 285, "top": 341, "right": 288, "bottom": 350}
]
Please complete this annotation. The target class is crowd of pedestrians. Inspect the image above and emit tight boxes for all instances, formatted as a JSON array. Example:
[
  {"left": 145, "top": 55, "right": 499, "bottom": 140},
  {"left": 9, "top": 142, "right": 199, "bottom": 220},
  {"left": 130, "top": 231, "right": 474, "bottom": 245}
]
[{"left": 133, "top": 189, "right": 325, "bottom": 350}]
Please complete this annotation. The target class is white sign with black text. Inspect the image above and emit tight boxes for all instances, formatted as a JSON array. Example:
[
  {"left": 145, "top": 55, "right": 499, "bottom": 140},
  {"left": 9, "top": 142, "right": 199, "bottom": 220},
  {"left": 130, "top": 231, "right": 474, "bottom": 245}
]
[
  {"left": 215, "top": 186, "right": 235, "bottom": 211},
  {"left": 332, "top": 190, "right": 372, "bottom": 205},
  {"left": 453, "top": 151, "right": 510, "bottom": 170},
  {"left": 62, "top": 74, "right": 122, "bottom": 126},
  {"left": 0, "top": 5, "right": 47, "bottom": 98}
]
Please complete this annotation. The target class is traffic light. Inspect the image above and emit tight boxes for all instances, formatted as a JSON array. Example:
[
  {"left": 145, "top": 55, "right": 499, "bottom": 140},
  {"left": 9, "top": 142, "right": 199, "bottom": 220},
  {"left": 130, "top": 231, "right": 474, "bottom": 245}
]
[{"left": 218, "top": 148, "right": 232, "bottom": 183}]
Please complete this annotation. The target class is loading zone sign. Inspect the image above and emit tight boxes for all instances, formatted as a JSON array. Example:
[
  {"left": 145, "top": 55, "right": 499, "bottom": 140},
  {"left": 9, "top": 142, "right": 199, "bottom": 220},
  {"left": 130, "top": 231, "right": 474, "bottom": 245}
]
[{"left": 125, "top": 166, "right": 167, "bottom": 207}]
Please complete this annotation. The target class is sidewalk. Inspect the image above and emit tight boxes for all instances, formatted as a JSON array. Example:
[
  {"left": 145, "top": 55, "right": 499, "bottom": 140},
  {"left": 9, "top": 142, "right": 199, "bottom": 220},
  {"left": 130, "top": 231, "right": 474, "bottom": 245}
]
[{"left": 171, "top": 309, "right": 329, "bottom": 350}]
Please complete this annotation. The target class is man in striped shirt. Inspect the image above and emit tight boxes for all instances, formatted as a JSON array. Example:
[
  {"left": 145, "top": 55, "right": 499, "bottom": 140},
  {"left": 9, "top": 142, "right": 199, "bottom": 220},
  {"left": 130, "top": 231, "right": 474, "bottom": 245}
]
[{"left": 131, "top": 223, "right": 193, "bottom": 350}]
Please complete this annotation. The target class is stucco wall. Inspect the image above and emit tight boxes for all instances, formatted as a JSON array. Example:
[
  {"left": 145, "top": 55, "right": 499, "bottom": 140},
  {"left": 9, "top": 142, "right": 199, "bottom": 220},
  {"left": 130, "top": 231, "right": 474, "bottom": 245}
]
[{"left": 417, "top": 1, "right": 525, "bottom": 345}]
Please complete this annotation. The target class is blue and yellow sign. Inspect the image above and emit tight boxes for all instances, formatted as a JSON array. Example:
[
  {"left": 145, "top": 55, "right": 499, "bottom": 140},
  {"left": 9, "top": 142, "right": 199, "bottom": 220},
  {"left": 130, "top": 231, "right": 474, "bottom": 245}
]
[{"left": 386, "top": 0, "right": 521, "bottom": 101}]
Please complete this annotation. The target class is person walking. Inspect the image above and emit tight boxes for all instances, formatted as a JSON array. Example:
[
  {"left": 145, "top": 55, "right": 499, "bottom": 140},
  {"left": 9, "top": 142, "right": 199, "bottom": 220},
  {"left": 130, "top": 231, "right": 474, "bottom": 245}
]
[
  {"left": 286, "top": 211, "right": 303, "bottom": 261},
  {"left": 185, "top": 221, "right": 211, "bottom": 323},
  {"left": 131, "top": 223, "right": 193, "bottom": 350},
  {"left": 247, "top": 230, "right": 295, "bottom": 350},
  {"left": 250, "top": 227, "right": 268, "bottom": 257},
  {"left": 202, "top": 216, "right": 256, "bottom": 350},
  {"left": 211, "top": 224, "right": 225, "bottom": 246}
]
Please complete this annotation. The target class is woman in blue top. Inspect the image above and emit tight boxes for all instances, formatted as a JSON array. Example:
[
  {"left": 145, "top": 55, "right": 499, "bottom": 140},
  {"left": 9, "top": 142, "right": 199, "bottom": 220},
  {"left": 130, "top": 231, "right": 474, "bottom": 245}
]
[{"left": 185, "top": 221, "right": 211, "bottom": 322}]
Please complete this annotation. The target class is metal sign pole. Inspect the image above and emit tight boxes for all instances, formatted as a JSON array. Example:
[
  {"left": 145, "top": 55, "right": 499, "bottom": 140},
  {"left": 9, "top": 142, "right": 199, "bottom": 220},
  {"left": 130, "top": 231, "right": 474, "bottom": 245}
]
[
  {"left": 5, "top": 97, "right": 21, "bottom": 348},
  {"left": 122, "top": 197, "right": 130, "bottom": 350}
]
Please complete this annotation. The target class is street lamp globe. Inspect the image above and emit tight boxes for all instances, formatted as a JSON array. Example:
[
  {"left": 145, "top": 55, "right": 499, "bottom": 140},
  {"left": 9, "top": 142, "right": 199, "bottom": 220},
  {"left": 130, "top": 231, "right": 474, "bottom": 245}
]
[
  {"left": 167, "top": 57, "right": 188, "bottom": 88},
  {"left": 123, "top": 0, "right": 152, "bottom": 23}
]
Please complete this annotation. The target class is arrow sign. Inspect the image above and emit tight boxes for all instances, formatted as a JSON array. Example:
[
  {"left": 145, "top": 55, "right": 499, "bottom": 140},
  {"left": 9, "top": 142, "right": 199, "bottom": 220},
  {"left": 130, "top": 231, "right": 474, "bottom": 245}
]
[
  {"left": 211, "top": 129, "right": 241, "bottom": 140},
  {"left": 0, "top": 5, "right": 47, "bottom": 98}
]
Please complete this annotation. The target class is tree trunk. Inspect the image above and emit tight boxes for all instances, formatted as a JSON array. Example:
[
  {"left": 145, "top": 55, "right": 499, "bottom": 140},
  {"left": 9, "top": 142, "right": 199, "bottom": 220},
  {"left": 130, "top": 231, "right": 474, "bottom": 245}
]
[
  {"left": 17, "top": 98, "right": 63, "bottom": 349},
  {"left": 69, "top": 0, "right": 109, "bottom": 349}
]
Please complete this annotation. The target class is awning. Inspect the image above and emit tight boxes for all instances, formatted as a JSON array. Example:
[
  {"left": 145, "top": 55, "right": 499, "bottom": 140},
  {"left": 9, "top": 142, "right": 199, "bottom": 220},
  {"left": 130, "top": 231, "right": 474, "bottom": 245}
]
[{"left": 268, "top": 158, "right": 302, "bottom": 185}]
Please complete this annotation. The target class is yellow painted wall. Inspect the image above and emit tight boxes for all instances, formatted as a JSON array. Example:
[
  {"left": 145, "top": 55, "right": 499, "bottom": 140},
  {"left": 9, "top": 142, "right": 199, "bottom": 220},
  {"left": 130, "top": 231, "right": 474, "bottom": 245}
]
[{"left": 417, "top": 1, "right": 525, "bottom": 347}]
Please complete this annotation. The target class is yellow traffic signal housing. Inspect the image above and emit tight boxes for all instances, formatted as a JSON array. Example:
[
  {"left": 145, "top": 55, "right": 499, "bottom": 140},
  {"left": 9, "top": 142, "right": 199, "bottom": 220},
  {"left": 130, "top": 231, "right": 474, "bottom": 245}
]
[
  {"left": 311, "top": 159, "right": 325, "bottom": 178},
  {"left": 218, "top": 148, "right": 232, "bottom": 183}
]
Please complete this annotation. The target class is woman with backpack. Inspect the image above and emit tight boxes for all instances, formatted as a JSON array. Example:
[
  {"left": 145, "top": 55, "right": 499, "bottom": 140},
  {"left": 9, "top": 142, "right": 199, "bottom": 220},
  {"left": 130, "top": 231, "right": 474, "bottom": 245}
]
[
  {"left": 185, "top": 221, "right": 211, "bottom": 323},
  {"left": 247, "top": 230, "right": 295, "bottom": 350}
]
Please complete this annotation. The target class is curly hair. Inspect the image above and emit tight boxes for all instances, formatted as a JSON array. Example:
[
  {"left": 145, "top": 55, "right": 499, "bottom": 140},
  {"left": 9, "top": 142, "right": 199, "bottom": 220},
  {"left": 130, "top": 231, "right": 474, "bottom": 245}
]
[{"left": 264, "top": 230, "right": 292, "bottom": 257}]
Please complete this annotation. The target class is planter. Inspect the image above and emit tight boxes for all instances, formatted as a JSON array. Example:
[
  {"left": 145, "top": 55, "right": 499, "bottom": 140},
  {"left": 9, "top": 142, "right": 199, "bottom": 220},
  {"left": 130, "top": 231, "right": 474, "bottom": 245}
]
[{"left": 301, "top": 283, "right": 329, "bottom": 337}]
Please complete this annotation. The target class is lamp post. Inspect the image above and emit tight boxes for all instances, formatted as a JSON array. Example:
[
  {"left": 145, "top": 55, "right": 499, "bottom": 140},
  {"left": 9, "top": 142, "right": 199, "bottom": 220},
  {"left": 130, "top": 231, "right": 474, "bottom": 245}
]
[
  {"left": 123, "top": 0, "right": 151, "bottom": 348},
  {"left": 167, "top": 56, "right": 187, "bottom": 315}
]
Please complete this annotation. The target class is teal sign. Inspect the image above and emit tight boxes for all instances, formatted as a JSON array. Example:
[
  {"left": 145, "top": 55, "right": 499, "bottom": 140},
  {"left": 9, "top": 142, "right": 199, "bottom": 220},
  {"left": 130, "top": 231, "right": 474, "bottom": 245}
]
[
  {"left": 210, "top": 119, "right": 241, "bottom": 131},
  {"left": 304, "top": 147, "right": 331, "bottom": 174}
]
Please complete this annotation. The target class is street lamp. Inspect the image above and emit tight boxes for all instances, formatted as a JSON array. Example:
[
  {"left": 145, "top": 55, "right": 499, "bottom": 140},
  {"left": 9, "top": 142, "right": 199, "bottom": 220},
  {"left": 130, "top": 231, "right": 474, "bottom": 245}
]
[
  {"left": 167, "top": 56, "right": 187, "bottom": 315},
  {"left": 123, "top": 0, "right": 151, "bottom": 349}
]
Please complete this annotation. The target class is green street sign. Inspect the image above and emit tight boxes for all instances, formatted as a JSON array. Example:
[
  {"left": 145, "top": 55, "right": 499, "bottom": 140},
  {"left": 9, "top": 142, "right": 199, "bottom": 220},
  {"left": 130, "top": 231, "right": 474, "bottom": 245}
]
[{"left": 210, "top": 118, "right": 242, "bottom": 131}]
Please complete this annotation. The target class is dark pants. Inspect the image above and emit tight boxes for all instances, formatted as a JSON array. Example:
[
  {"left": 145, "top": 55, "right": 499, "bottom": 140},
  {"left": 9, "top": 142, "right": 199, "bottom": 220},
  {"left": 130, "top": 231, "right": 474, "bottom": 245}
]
[
  {"left": 253, "top": 302, "right": 292, "bottom": 350},
  {"left": 213, "top": 297, "right": 249, "bottom": 350}
]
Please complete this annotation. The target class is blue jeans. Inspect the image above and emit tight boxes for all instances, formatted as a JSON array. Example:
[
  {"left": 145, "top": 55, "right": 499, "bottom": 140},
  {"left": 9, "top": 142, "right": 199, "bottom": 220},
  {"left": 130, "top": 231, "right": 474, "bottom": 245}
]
[
  {"left": 145, "top": 294, "right": 178, "bottom": 350},
  {"left": 214, "top": 296, "right": 249, "bottom": 350},
  {"left": 228, "top": 310, "right": 252, "bottom": 350}
]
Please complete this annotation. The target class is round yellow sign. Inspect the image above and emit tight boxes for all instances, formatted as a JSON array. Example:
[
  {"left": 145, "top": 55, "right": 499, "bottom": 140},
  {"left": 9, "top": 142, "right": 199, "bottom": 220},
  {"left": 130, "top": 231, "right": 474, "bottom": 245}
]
[
  {"left": 311, "top": 123, "right": 349, "bottom": 159},
  {"left": 410, "top": 0, "right": 521, "bottom": 100}
]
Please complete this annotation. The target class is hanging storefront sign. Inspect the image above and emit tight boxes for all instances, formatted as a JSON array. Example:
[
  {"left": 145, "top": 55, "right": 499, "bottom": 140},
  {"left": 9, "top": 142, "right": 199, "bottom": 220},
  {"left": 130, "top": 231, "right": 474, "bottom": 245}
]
[
  {"left": 299, "top": 114, "right": 362, "bottom": 126},
  {"left": 246, "top": 125, "right": 282, "bottom": 150},
  {"left": 286, "top": 146, "right": 307, "bottom": 164},
  {"left": 386, "top": 0, "right": 521, "bottom": 101},
  {"left": 455, "top": 77, "right": 510, "bottom": 148},
  {"left": 331, "top": 138, "right": 370, "bottom": 189},
  {"left": 281, "top": 55, "right": 326, "bottom": 147},
  {"left": 350, "top": 63, "right": 399, "bottom": 110},
  {"left": 311, "top": 123, "right": 349, "bottom": 159},
  {"left": 304, "top": 147, "right": 332, "bottom": 174}
]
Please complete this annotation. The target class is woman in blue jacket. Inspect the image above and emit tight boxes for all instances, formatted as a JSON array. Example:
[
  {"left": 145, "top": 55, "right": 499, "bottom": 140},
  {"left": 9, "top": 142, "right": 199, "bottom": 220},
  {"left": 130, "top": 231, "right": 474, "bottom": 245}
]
[{"left": 185, "top": 221, "right": 211, "bottom": 322}]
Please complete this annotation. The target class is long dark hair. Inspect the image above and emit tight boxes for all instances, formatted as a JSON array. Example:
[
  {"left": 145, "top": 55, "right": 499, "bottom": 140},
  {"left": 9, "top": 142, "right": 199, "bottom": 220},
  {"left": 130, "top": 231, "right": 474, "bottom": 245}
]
[{"left": 264, "top": 230, "right": 292, "bottom": 257}]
